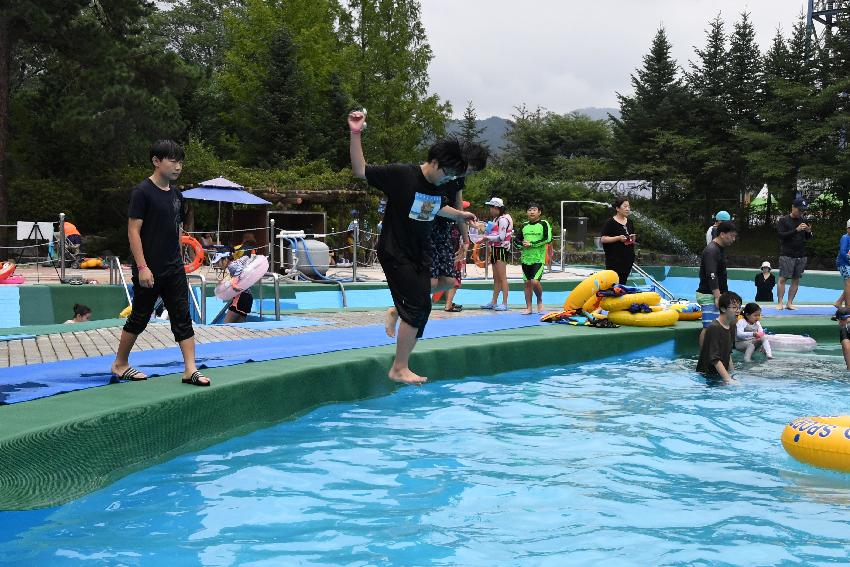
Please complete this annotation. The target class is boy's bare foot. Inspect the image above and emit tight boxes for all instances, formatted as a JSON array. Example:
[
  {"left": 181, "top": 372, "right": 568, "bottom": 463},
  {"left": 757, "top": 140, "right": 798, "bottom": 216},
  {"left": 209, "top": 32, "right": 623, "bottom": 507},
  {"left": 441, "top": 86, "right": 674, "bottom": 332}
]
[
  {"left": 385, "top": 307, "right": 399, "bottom": 338},
  {"left": 537, "top": 302, "right": 544, "bottom": 313},
  {"left": 522, "top": 308, "right": 532, "bottom": 315},
  {"left": 111, "top": 363, "right": 147, "bottom": 381},
  {"left": 775, "top": 303, "right": 783, "bottom": 310},
  {"left": 785, "top": 304, "right": 796, "bottom": 310},
  {"left": 388, "top": 367, "right": 427, "bottom": 385}
]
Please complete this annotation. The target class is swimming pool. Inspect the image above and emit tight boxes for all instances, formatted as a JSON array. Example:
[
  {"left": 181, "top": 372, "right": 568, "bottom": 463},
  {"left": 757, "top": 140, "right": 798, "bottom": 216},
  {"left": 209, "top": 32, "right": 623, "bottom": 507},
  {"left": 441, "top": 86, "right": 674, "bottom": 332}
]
[{"left": 2, "top": 342, "right": 849, "bottom": 565}]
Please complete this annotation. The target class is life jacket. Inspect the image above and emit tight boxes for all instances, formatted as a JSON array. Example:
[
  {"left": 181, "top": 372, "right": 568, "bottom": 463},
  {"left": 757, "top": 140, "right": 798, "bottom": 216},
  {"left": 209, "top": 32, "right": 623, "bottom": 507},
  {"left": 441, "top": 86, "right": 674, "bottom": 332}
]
[{"left": 487, "top": 214, "right": 513, "bottom": 249}]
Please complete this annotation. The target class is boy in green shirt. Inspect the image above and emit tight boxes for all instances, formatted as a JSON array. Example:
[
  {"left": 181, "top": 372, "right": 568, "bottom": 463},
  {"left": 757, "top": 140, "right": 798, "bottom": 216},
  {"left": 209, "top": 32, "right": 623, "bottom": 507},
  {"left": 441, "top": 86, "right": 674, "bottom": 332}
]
[{"left": 518, "top": 203, "right": 552, "bottom": 314}]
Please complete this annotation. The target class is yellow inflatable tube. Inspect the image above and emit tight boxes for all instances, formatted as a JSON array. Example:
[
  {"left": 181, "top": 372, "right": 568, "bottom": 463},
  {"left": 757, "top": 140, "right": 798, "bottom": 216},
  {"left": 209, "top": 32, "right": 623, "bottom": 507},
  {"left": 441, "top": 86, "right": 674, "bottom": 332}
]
[
  {"left": 600, "top": 291, "right": 661, "bottom": 312},
  {"left": 781, "top": 416, "right": 850, "bottom": 473},
  {"left": 606, "top": 309, "right": 679, "bottom": 327},
  {"left": 563, "top": 270, "right": 619, "bottom": 311},
  {"left": 669, "top": 302, "right": 702, "bottom": 321}
]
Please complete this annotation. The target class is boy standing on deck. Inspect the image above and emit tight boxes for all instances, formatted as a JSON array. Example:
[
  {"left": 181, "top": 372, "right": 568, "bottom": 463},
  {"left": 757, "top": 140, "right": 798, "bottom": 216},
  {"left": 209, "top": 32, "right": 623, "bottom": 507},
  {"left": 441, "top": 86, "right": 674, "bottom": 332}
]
[
  {"left": 696, "top": 291, "right": 742, "bottom": 384},
  {"left": 518, "top": 203, "right": 552, "bottom": 314},
  {"left": 110, "top": 140, "right": 210, "bottom": 386},
  {"left": 348, "top": 111, "right": 478, "bottom": 385}
]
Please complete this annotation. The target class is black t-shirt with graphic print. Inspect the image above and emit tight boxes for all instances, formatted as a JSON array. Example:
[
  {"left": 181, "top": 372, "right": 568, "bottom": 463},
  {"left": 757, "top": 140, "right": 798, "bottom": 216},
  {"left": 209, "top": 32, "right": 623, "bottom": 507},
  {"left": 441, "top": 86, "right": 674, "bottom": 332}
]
[
  {"left": 127, "top": 178, "right": 186, "bottom": 277},
  {"left": 366, "top": 164, "right": 447, "bottom": 266}
]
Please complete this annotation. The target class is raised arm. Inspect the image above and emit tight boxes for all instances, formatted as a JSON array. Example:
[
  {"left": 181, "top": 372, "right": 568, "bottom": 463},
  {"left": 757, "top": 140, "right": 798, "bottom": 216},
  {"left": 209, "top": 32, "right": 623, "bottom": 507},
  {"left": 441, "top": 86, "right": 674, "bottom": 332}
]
[{"left": 348, "top": 111, "right": 367, "bottom": 179}]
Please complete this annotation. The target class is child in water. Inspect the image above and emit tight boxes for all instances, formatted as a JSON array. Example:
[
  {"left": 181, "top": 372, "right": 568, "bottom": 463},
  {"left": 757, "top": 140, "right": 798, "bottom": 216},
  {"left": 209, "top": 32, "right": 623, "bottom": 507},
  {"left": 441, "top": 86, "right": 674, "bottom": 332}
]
[
  {"left": 735, "top": 302, "right": 773, "bottom": 362},
  {"left": 65, "top": 303, "right": 92, "bottom": 324}
]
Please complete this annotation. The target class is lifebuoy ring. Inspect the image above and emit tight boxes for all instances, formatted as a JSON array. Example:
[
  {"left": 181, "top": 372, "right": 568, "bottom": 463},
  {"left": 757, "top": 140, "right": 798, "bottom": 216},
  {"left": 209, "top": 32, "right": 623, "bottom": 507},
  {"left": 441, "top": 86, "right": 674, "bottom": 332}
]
[
  {"left": 181, "top": 235, "right": 205, "bottom": 273},
  {"left": 545, "top": 243, "right": 552, "bottom": 264},
  {"left": 782, "top": 416, "right": 850, "bottom": 472},
  {"left": 472, "top": 241, "right": 486, "bottom": 268},
  {"left": 0, "top": 261, "right": 15, "bottom": 282}
]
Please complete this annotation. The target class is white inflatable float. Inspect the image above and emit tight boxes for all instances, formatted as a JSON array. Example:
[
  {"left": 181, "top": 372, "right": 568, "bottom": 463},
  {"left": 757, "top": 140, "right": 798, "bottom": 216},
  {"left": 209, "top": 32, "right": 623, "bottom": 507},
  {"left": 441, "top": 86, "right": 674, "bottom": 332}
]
[
  {"left": 765, "top": 333, "right": 817, "bottom": 353},
  {"left": 214, "top": 254, "right": 269, "bottom": 301}
]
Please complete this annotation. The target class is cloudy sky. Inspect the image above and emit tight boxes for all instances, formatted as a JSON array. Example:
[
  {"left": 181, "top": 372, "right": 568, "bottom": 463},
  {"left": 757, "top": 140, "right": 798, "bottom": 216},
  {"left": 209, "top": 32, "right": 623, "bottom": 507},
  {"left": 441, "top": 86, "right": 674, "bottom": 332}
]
[{"left": 419, "top": 0, "right": 811, "bottom": 118}]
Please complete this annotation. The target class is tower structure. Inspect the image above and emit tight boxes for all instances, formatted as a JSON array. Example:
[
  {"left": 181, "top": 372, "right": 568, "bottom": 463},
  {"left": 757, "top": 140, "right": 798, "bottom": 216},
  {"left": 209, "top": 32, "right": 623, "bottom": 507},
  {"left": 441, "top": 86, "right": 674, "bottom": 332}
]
[{"left": 807, "top": 0, "right": 850, "bottom": 49}]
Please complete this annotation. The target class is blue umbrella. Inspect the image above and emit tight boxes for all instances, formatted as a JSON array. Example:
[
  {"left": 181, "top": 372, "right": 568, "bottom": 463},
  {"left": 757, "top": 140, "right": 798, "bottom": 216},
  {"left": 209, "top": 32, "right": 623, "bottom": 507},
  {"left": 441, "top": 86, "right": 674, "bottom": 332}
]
[{"left": 182, "top": 177, "right": 271, "bottom": 243}]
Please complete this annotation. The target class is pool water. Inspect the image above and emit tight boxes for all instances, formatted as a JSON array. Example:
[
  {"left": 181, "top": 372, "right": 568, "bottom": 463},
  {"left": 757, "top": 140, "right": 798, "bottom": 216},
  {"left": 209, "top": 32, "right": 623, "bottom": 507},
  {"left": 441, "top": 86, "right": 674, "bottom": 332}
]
[
  {"left": 245, "top": 275, "right": 839, "bottom": 313},
  {"left": 658, "top": 276, "right": 838, "bottom": 305},
  {"left": 3, "top": 343, "right": 850, "bottom": 565}
]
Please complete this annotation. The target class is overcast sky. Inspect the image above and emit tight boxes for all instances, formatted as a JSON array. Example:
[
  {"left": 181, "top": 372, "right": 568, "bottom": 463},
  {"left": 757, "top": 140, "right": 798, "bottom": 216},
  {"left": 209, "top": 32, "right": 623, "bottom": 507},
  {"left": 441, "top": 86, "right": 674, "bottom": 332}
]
[{"left": 419, "top": 0, "right": 811, "bottom": 118}]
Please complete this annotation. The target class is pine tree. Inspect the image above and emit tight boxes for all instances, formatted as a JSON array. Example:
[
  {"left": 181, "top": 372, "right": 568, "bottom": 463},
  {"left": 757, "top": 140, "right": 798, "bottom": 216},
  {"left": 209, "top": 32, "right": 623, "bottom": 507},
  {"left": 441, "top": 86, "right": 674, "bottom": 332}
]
[
  {"left": 459, "top": 101, "right": 486, "bottom": 146},
  {"left": 612, "top": 27, "right": 694, "bottom": 201},
  {"left": 727, "top": 12, "right": 764, "bottom": 125},
  {"left": 688, "top": 15, "right": 729, "bottom": 102},
  {"left": 726, "top": 12, "right": 765, "bottom": 208},
  {"left": 686, "top": 14, "right": 737, "bottom": 218}
]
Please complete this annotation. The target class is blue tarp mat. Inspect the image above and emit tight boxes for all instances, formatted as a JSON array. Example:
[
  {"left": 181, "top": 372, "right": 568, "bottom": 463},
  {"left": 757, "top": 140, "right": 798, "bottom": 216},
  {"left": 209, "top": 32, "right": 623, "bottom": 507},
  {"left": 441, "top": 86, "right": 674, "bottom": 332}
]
[
  {"left": 0, "top": 313, "right": 545, "bottom": 405},
  {"left": 760, "top": 306, "right": 833, "bottom": 317},
  {"left": 220, "top": 317, "right": 328, "bottom": 330}
]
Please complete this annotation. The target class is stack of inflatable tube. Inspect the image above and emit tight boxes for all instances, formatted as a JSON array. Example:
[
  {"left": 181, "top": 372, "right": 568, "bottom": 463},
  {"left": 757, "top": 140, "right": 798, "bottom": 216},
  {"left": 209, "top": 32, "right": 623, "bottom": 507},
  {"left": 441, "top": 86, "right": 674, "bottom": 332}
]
[
  {"left": 781, "top": 416, "right": 850, "bottom": 473},
  {"left": 541, "top": 270, "right": 619, "bottom": 322},
  {"left": 602, "top": 290, "right": 678, "bottom": 327}
]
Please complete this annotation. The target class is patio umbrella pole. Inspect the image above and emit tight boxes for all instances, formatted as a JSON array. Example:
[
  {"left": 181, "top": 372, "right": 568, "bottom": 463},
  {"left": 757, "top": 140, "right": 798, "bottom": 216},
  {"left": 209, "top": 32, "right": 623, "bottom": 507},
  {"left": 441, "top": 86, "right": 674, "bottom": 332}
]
[{"left": 217, "top": 201, "right": 221, "bottom": 245}]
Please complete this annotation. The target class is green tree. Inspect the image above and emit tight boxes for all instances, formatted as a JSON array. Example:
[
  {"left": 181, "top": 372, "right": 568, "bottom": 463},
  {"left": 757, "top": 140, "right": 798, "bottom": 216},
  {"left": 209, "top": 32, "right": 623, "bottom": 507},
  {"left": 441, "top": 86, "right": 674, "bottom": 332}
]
[
  {"left": 7, "top": 0, "right": 191, "bottom": 232},
  {"left": 459, "top": 101, "right": 486, "bottom": 146},
  {"left": 686, "top": 14, "right": 737, "bottom": 218},
  {"left": 503, "top": 105, "right": 613, "bottom": 179},
  {"left": 340, "top": 0, "right": 451, "bottom": 163},
  {"left": 0, "top": 0, "right": 155, "bottom": 235},
  {"left": 612, "top": 27, "right": 694, "bottom": 201},
  {"left": 214, "top": 0, "right": 349, "bottom": 165}
]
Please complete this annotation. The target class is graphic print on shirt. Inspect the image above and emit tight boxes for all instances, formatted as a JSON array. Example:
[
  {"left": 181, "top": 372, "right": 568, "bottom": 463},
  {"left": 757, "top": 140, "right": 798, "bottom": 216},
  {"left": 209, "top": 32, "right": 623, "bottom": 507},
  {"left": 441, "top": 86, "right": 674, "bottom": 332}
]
[{"left": 409, "top": 192, "right": 442, "bottom": 222}]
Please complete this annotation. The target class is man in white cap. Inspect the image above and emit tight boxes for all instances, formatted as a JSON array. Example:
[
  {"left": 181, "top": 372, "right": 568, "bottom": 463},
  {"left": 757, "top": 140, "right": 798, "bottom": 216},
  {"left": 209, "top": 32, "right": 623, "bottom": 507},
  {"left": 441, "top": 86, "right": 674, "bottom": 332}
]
[
  {"left": 776, "top": 197, "right": 812, "bottom": 310},
  {"left": 705, "top": 211, "right": 731, "bottom": 246}
]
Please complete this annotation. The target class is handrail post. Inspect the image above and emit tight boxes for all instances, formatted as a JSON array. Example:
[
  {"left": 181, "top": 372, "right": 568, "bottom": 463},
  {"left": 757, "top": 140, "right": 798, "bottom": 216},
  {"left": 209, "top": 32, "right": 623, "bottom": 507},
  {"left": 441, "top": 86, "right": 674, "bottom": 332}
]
[
  {"left": 352, "top": 220, "right": 359, "bottom": 282},
  {"left": 269, "top": 218, "right": 276, "bottom": 274},
  {"left": 561, "top": 228, "right": 567, "bottom": 273},
  {"left": 185, "top": 274, "right": 207, "bottom": 324},
  {"left": 59, "top": 212, "right": 66, "bottom": 282}
]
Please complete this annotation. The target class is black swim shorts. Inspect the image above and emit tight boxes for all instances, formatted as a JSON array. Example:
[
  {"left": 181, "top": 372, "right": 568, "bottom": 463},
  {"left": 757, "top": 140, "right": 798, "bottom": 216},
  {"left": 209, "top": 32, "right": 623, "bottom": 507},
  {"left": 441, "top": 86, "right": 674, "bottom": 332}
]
[{"left": 379, "top": 251, "right": 432, "bottom": 338}]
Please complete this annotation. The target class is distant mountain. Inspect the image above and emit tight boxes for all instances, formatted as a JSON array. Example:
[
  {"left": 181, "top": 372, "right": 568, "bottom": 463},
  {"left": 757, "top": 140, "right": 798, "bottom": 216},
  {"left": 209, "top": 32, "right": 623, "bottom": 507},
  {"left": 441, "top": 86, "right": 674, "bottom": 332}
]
[
  {"left": 572, "top": 107, "right": 621, "bottom": 121},
  {"left": 446, "top": 116, "right": 511, "bottom": 153},
  {"left": 447, "top": 107, "right": 620, "bottom": 155}
]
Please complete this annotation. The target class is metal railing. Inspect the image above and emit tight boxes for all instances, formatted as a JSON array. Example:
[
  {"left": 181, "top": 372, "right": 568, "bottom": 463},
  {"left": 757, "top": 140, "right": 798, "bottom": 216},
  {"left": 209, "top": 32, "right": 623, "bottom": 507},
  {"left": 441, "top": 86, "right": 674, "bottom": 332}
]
[
  {"left": 186, "top": 273, "right": 207, "bottom": 324},
  {"left": 631, "top": 263, "right": 676, "bottom": 301},
  {"left": 256, "top": 271, "right": 282, "bottom": 321}
]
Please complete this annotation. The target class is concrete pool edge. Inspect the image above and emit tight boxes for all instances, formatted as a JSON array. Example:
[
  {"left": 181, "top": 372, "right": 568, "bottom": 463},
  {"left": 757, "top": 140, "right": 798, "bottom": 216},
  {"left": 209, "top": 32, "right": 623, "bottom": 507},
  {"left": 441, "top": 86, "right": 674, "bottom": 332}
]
[{"left": 0, "top": 317, "right": 837, "bottom": 510}]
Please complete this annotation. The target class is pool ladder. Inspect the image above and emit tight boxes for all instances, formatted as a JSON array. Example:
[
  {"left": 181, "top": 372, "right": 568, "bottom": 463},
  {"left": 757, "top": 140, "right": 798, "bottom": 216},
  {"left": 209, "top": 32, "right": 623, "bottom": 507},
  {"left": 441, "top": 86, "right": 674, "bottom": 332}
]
[{"left": 631, "top": 264, "right": 676, "bottom": 301}]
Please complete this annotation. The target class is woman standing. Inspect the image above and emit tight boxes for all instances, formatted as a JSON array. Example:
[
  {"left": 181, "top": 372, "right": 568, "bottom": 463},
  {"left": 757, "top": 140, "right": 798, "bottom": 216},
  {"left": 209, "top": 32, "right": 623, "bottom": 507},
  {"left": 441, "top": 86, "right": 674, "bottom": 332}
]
[
  {"left": 480, "top": 197, "right": 513, "bottom": 311},
  {"left": 599, "top": 197, "right": 636, "bottom": 284}
]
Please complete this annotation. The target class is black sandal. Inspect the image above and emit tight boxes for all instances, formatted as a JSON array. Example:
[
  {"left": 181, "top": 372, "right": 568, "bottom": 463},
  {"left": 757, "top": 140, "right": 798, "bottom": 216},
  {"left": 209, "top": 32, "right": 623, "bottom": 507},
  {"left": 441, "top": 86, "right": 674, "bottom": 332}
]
[
  {"left": 113, "top": 367, "right": 147, "bottom": 381},
  {"left": 182, "top": 370, "right": 211, "bottom": 387},
  {"left": 444, "top": 304, "right": 463, "bottom": 312}
]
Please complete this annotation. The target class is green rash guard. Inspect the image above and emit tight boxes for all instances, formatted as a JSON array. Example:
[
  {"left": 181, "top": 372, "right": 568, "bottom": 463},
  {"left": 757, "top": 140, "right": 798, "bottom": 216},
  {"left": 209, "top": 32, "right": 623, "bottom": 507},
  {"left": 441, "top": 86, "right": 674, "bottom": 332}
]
[{"left": 519, "top": 219, "right": 552, "bottom": 264}]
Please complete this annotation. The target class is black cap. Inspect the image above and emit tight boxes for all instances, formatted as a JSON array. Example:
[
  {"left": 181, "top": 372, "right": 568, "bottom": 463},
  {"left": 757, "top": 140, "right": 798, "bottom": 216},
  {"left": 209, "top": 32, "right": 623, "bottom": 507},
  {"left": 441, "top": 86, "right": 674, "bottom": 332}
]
[{"left": 832, "top": 307, "right": 850, "bottom": 321}]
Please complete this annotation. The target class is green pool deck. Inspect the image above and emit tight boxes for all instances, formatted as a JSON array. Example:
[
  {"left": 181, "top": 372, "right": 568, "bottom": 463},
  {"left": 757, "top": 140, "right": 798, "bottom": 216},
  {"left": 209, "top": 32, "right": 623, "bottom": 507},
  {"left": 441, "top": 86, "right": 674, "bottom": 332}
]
[{"left": 0, "top": 315, "right": 839, "bottom": 511}]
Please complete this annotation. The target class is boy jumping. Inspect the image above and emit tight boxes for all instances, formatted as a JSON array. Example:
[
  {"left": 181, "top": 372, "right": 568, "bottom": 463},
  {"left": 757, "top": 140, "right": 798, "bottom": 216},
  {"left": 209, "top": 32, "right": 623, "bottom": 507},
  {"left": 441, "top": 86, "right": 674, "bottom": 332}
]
[{"left": 348, "top": 111, "right": 477, "bottom": 385}]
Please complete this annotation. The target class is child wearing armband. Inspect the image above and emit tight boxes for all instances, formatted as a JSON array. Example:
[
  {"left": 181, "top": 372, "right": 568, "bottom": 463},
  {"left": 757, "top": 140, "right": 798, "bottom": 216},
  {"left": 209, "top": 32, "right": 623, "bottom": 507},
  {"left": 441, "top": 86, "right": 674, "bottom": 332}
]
[{"left": 735, "top": 302, "right": 773, "bottom": 362}]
